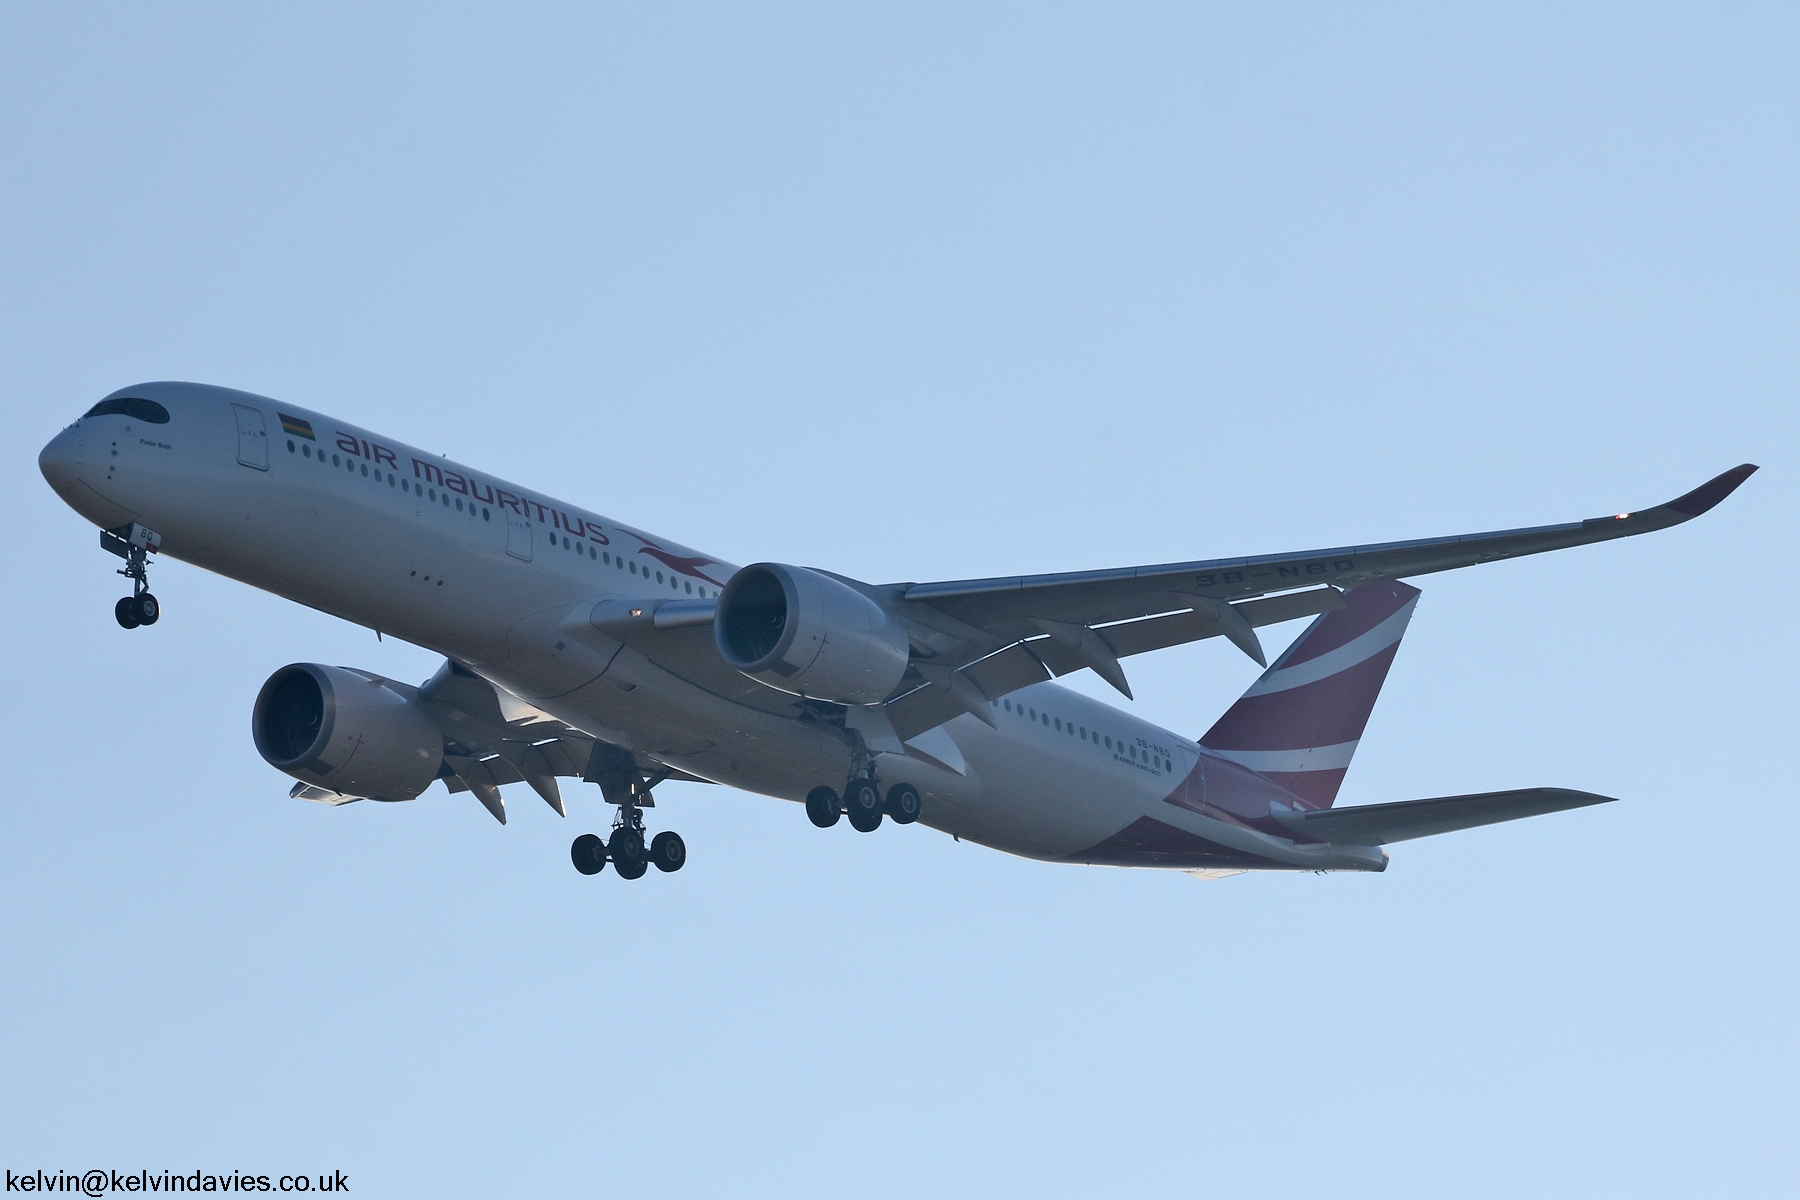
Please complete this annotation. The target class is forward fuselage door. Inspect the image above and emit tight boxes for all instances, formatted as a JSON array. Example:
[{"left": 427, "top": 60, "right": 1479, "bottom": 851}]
[
  {"left": 506, "top": 510, "right": 533, "bottom": 561},
  {"left": 232, "top": 404, "right": 269, "bottom": 470}
]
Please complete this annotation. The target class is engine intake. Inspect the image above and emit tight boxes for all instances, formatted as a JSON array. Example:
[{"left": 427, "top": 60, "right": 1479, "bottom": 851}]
[
  {"left": 715, "top": 563, "right": 910, "bottom": 705},
  {"left": 252, "top": 663, "right": 443, "bottom": 802}
]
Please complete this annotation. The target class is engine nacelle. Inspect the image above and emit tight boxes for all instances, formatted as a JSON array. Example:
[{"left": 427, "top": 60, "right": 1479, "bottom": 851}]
[
  {"left": 252, "top": 663, "right": 443, "bottom": 802},
  {"left": 715, "top": 563, "right": 910, "bottom": 705}
]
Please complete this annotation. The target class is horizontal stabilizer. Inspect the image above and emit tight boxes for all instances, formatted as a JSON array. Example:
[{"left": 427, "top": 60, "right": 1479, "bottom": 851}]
[{"left": 1274, "top": 787, "right": 1615, "bottom": 845}]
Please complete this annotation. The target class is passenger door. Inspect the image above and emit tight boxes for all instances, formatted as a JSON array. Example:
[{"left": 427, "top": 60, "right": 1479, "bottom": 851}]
[
  {"left": 232, "top": 404, "right": 269, "bottom": 470},
  {"left": 506, "top": 510, "right": 533, "bottom": 561}
]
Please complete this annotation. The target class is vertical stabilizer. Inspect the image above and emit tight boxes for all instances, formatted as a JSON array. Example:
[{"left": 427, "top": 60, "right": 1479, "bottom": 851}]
[{"left": 1200, "top": 580, "right": 1420, "bottom": 808}]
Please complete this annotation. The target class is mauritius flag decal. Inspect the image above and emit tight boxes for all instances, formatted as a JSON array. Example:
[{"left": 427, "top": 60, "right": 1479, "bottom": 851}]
[{"left": 279, "top": 413, "right": 315, "bottom": 440}]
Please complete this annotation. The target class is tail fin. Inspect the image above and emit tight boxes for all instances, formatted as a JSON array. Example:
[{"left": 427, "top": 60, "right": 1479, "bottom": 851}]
[{"left": 1200, "top": 580, "right": 1420, "bottom": 808}]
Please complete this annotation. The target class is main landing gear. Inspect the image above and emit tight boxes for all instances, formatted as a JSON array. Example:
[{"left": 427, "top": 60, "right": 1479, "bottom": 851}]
[
  {"left": 102, "top": 524, "right": 161, "bottom": 629},
  {"left": 569, "top": 746, "right": 687, "bottom": 880},
  {"left": 805, "top": 778, "right": 921, "bottom": 833},
  {"left": 570, "top": 826, "right": 686, "bottom": 879}
]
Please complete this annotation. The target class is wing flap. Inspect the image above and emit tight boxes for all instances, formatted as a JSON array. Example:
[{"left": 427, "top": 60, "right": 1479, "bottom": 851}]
[
  {"left": 884, "top": 587, "right": 1352, "bottom": 741},
  {"left": 1087, "top": 585, "right": 1348, "bottom": 662},
  {"left": 885, "top": 642, "right": 1052, "bottom": 740},
  {"left": 413, "top": 660, "right": 712, "bottom": 801}
]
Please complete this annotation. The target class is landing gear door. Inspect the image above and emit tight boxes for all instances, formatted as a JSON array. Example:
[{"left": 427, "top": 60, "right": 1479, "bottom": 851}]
[
  {"left": 232, "top": 404, "right": 269, "bottom": 471},
  {"left": 506, "top": 510, "right": 533, "bottom": 561}
]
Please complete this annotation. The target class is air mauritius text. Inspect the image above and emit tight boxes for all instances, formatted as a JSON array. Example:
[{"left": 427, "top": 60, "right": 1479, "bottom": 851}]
[{"left": 331, "top": 429, "right": 609, "bottom": 543}]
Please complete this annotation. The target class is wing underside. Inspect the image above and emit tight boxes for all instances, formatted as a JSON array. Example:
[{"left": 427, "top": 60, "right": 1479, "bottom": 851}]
[{"left": 290, "top": 659, "right": 710, "bottom": 822}]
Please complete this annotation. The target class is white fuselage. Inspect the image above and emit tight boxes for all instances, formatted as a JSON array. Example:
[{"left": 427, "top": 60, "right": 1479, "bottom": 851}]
[{"left": 40, "top": 382, "right": 1377, "bottom": 871}]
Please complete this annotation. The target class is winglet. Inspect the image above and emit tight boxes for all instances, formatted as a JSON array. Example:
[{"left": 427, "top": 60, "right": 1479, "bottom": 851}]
[{"left": 1660, "top": 464, "right": 1759, "bottom": 518}]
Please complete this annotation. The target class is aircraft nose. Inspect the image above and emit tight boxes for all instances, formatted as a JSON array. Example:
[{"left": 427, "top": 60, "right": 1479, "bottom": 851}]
[{"left": 38, "top": 427, "right": 87, "bottom": 499}]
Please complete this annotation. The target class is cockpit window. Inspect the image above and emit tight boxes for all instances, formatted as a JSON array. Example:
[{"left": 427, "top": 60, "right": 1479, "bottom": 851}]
[{"left": 84, "top": 397, "right": 170, "bottom": 424}]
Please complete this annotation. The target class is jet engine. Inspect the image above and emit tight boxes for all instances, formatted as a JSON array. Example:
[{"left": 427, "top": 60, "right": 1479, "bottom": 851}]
[
  {"left": 252, "top": 663, "right": 443, "bottom": 802},
  {"left": 714, "top": 563, "right": 910, "bottom": 705}
]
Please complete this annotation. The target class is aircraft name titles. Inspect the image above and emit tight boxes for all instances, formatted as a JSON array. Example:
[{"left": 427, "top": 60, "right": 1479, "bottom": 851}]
[{"left": 331, "top": 430, "right": 612, "bottom": 545}]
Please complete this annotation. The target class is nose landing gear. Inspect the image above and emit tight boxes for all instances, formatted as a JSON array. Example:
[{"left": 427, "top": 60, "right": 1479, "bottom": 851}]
[
  {"left": 102, "top": 524, "right": 162, "bottom": 629},
  {"left": 114, "top": 594, "right": 159, "bottom": 629}
]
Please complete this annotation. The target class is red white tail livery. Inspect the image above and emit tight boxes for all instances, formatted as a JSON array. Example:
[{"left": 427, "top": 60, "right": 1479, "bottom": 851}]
[{"left": 1202, "top": 579, "right": 1419, "bottom": 808}]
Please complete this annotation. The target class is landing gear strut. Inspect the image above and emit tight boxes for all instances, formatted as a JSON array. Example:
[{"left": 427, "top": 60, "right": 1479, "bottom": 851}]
[
  {"left": 102, "top": 524, "right": 161, "bottom": 629},
  {"left": 568, "top": 744, "right": 687, "bottom": 880}
]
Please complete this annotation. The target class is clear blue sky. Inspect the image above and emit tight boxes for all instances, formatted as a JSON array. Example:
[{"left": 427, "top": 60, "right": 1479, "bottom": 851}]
[{"left": 2, "top": 4, "right": 1794, "bottom": 1196}]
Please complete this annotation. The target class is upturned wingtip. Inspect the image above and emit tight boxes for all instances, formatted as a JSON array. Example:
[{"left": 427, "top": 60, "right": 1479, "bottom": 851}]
[{"left": 1662, "top": 463, "right": 1758, "bottom": 518}]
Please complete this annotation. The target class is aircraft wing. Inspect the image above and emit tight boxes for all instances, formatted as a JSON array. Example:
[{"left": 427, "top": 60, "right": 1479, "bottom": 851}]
[
  {"left": 898, "top": 464, "right": 1755, "bottom": 631},
  {"left": 879, "top": 465, "right": 1756, "bottom": 738},
  {"left": 294, "top": 659, "right": 712, "bottom": 823}
]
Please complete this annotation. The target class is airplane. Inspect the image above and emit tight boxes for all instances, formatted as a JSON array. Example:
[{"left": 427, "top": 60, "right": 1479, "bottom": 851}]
[{"left": 38, "top": 382, "right": 1757, "bottom": 880}]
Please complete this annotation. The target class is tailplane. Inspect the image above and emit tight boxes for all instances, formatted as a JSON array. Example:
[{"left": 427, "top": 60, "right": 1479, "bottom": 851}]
[
  {"left": 1200, "top": 579, "right": 1420, "bottom": 808},
  {"left": 1271, "top": 787, "right": 1616, "bottom": 845}
]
